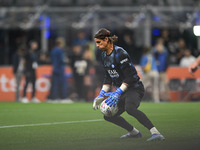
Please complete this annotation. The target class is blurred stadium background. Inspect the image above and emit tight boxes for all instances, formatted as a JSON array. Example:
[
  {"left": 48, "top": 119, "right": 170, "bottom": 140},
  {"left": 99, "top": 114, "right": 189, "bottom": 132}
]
[
  {"left": 0, "top": 0, "right": 200, "bottom": 64},
  {"left": 1, "top": 1, "right": 200, "bottom": 150},
  {"left": 1, "top": 0, "right": 200, "bottom": 102}
]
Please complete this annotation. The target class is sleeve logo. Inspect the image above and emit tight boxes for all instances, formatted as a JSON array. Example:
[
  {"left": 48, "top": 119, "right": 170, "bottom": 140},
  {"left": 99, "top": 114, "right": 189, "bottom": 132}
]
[{"left": 120, "top": 58, "right": 128, "bottom": 64}]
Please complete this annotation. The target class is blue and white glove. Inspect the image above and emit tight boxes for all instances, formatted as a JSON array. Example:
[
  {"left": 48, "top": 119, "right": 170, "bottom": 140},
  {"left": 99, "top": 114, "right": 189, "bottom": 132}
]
[
  {"left": 105, "top": 88, "right": 123, "bottom": 107},
  {"left": 93, "top": 90, "right": 106, "bottom": 110}
]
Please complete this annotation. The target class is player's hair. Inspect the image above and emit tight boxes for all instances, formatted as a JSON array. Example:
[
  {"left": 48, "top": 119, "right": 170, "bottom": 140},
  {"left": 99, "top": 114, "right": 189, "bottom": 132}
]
[
  {"left": 28, "top": 40, "right": 37, "bottom": 48},
  {"left": 55, "top": 37, "right": 65, "bottom": 48},
  {"left": 17, "top": 45, "right": 26, "bottom": 53},
  {"left": 94, "top": 28, "right": 118, "bottom": 43}
]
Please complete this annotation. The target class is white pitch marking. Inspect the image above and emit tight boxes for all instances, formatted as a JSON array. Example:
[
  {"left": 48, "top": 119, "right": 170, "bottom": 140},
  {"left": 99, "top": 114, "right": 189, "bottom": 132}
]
[{"left": 0, "top": 119, "right": 103, "bottom": 129}]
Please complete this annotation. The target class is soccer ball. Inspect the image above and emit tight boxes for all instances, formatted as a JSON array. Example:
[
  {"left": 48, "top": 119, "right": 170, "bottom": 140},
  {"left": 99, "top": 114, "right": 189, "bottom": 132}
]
[{"left": 100, "top": 100, "right": 118, "bottom": 117}]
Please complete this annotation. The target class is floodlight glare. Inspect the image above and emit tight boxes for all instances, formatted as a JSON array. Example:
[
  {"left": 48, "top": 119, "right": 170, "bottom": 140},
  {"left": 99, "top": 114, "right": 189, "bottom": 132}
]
[{"left": 193, "top": 25, "right": 200, "bottom": 36}]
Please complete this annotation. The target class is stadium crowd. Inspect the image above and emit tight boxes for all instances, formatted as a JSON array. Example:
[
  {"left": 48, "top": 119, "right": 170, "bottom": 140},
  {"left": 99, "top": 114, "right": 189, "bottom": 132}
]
[{"left": 0, "top": 28, "right": 198, "bottom": 102}]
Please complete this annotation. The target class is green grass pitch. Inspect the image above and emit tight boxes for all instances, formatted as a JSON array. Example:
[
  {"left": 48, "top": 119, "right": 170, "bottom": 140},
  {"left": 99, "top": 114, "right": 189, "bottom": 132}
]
[{"left": 0, "top": 102, "right": 200, "bottom": 150}]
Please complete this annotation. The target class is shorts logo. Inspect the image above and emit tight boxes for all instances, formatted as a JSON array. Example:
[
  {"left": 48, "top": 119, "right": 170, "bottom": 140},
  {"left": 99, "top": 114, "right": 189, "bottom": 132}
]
[{"left": 120, "top": 58, "right": 128, "bottom": 64}]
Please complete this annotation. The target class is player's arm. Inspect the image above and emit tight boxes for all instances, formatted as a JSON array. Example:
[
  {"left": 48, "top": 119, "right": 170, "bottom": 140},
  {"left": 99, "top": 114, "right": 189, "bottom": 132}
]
[
  {"left": 104, "top": 57, "right": 131, "bottom": 107},
  {"left": 188, "top": 56, "right": 200, "bottom": 73},
  {"left": 105, "top": 50, "right": 134, "bottom": 107},
  {"left": 118, "top": 50, "right": 139, "bottom": 85},
  {"left": 105, "top": 82, "right": 128, "bottom": 107},
  {"left": 93, "top": 84, "right": 111, "bottom": 110},
  {"left": 93, "top": 72, "right": 112, "bottom": 110}
]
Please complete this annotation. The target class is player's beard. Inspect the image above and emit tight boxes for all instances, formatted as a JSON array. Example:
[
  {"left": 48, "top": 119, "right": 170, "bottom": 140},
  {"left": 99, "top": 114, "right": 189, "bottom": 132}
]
[
  {"left": 100, "top": 42, "right": 109, "bottom": 51},
  {"left": 100, "top": 48, "right": 106, "bottom": 51}
]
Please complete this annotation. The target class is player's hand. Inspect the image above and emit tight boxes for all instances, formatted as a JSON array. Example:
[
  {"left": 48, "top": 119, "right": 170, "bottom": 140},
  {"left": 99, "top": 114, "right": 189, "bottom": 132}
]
[
  {"left": 93, "top": 90, "right": 106, "bottom": 110},
  {"left": 105, "top": 88, "right": 123, "bottom": 107},
  {"left": 188, "top": 61, "right": 198, "bottom": 74}
]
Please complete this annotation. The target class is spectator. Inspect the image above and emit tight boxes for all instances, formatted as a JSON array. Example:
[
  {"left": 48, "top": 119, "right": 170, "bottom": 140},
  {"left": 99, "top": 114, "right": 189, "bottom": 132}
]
[
  {"left": 82, "top": 45, "right": 95, "bottom": 101},
  {"left": 180, "top": 49, "right": 196, "bottom": 67},
  {"left": 70, "top": 45, "right": 89, "bottom": 101},
  {"left": 140, "top": 47, "right": 160, "bottom": 103},
  {"left": 152, "top": 38, "right": 169, "bottom": 101},
  {"left": 175, "top": 38, "right": 187, "bottom": 64},
  {"left": 21, "top": 41, "right": 40, "bottom": 103},
  {"left": 161, "top": 29, "right": 170, "bottom": 49},
  {"left": 73, "top": 31, "right": 89, "bottom": 46},
  {"left": 121, "top": 33, "right": 136, "bottom": 63},
  {"left": 38, "top": 52, "right": 50, "bottom": 65},
  {"left": 49, "top": 37, "right": 71, "bottom": 102},
  {"left": 12, "top": 46, "right": 25, "bottom": 102}
]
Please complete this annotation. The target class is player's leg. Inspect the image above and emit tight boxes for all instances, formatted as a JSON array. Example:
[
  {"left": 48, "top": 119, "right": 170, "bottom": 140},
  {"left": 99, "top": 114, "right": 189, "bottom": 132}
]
[
  {"left": 30, "top": 72, "right": 40, "bottom": 103},
  {"left": 15, "top": 73, "right": 22, "bottom": 101},
  {"left": 31, "top": 72, "right": 36, "bottom": 99},
  {"left": 103, "top": 95, "right": 141, "bottom": 138},
  {"left": 23, "top": 75, "right": 29, "bottom": 97},
  {"left": 104, "top": 115, "right": 142, "bottom": 138},
  {"left": 21, "top": 74, "right": 30, "bottom": 103},
  {"left": 51, "top": 73, "right": 59, "bottom": 100},
  {"left": 125, "top": 83, "right": 165, "bottom": 141},
  {"left": 152, "top": 71, "right": 160, "bottom": 103},
  {"left": 59, "top": 74, "right": 67, "bottom": 99}
]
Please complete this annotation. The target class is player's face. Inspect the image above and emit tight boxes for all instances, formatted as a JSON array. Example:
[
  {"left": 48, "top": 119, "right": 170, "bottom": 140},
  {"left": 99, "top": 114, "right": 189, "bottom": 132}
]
[{"left": 94, "top": 38, "right": 109, "bottom": 51}]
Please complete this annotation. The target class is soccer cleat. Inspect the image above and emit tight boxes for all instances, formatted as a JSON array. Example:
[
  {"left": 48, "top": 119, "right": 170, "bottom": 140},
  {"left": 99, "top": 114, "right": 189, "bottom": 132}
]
[
  {"left": 31, "top": 97, "right": 41, "bottom": 103},
  {"left": 147, "top": 133, "right": 165, "bottom": 142},
  {"left": 120, "top": 131, "right": 142, "bottom": 139},
  {"left": 60, "top": 99, "right": 74, "bottom": 104},
  {"left": 21, "top": 97, "right": 29, "bottom": 103}
]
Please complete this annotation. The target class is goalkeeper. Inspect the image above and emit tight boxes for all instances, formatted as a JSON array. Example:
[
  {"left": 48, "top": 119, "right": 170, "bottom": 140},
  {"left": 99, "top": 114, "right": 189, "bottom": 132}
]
[{"left": 92, "top": 28, "right": 165, "bottom": 141}]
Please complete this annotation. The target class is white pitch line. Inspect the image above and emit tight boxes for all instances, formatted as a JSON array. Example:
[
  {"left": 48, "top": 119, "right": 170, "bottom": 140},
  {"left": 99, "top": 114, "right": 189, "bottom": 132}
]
[{"left": 0, "top": 119, "right": 104, "bottom": 129}]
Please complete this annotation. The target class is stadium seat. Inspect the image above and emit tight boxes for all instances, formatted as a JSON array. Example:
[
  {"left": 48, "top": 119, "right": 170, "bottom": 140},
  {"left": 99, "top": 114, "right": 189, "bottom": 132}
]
[
  {"left": 181, "top": 78, "right": 197, "bottom": 101},
  {"left": 169, "top": 78, "right": 182, "bottom": 91},
  {"left": 168, "top": 78, "right": 182, "bottom": 102}
]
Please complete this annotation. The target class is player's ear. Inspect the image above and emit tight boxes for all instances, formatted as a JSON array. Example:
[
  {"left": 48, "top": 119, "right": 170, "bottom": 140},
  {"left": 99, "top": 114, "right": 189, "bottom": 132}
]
[{"left": 104, "top": 37, "right": 109, "bottom": 42}]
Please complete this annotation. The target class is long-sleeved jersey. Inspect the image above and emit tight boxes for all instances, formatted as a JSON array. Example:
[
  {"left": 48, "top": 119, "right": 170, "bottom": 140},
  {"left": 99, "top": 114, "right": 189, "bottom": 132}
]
[{"left": 101, "top": 45, "right": 141, "bottom": 88}]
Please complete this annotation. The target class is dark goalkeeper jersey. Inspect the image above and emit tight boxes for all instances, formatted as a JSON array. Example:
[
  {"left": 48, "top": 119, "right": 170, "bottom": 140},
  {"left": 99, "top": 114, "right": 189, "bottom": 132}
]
[{"left": 101, "top": 45, "right": 141, "bottom": 88}]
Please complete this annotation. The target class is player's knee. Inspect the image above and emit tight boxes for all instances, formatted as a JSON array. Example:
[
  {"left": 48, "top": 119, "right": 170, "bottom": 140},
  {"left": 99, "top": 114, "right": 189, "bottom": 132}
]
[
  {"left": 104, "top": 115, "right": 111, "bottom": 121},
  {"left": 125, "top": 104, "right": 137, "bottom": 116},
  {"left": 104, "top": 115, "right": 116, "bottom": 122}
]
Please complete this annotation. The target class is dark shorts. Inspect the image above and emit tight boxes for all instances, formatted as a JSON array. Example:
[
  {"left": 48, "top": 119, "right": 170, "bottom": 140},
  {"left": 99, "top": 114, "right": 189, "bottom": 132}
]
[{"left": 115, "top": 82, "right": 145, "bottom": 116}]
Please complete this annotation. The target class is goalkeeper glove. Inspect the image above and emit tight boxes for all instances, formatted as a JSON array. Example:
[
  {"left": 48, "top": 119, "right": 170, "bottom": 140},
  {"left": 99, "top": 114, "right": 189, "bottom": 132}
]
[
  {"left": 105, "top": 88, "right": 123, "bottom": 107},
  {"left": 93, "top": 90, "right": 106, "bottom": 110}
]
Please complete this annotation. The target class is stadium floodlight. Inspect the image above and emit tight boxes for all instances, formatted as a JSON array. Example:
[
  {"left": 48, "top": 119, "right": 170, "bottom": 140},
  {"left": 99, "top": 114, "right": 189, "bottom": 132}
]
[{"left": 193, "top": 25, "right": 200, "bottom": 36}]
